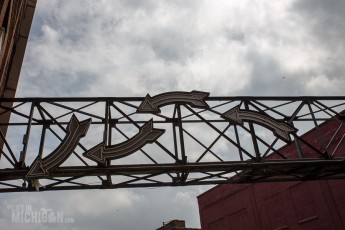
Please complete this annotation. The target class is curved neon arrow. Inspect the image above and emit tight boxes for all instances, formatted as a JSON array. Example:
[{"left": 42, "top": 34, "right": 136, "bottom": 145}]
[
  {"left": 222, "top": 107, "right": 296, "bottom": 142},
  {"left": 137, "top": 90, "right": 209, "bottom": 113},
  {"left": 83, "top": 120, "right": 165, "bottom": 164},
  {"left": 27, "top": 115, "right": 91, "bottom": 178}
]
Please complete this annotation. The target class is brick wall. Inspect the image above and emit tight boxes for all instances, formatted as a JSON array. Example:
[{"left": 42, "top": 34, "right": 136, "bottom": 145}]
[
  {"left": 198, "top": 117, "right": 345, "bottom": 229},
  {"left": 0, "top": 0, "right": 36, "bottom": 158}
]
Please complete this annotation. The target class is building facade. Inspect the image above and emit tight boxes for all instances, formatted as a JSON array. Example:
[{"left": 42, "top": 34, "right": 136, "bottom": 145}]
[
  {"left": 198, "top": 117, "right": 345, "bottom": 229},
  {"left": 156, "top": 220, "right": 201, "bottom": 230},
  {"left": 0, "top": 0, "right": 36, "bottom": 99},
  {"left": 0, "top": 0, "right": 36, "bottom": 155}
]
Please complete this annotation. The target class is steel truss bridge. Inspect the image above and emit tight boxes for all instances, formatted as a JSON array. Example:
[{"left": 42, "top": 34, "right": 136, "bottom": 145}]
[{"left": 0, "top": 92, "right": 345, "bottom": 192}]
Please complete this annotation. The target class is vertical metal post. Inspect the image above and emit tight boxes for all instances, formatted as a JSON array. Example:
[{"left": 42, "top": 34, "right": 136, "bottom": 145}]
[
  {"left": 172, "top": 105, "right": 180, "bottom": 163},
  {"left": 38, "top": 125, "right": 47, "bottom": 159},
  {"left": 177, "top": 105, "right": 188, "bottom": 183},
  {"left": 104, "top": 101, "right": 109, "bottom": 146},
  {"left": 177, "top": 105, "right": 186, "bottom": 164},
  {"left": 108, "top": 104, "right": 112, "bottom": 146},
  {"left": 104, "top": 101, "right": 112, "bottom": 187},
  {"left": 19, "top": 102, "right": 35, "bottom": 168}
]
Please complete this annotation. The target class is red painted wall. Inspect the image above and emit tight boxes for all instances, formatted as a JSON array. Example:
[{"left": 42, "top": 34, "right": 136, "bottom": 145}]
[{"left": 198, "top": 117, "right": 345, "bottom": 230}]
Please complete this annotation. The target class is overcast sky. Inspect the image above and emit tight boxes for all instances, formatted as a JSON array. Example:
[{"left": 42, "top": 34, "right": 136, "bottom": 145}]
[{"left": 1, "top": 0, "right": 344, "bottom": 229}]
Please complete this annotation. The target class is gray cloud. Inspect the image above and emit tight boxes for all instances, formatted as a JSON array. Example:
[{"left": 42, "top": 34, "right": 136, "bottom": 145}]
[
  {"left": 292, "top": 0, "right": 345, "bottom": 50},
  {"left": 290, "top": 0, "right": 345, "bottom": 93},
  {"left": 8, "top": 0, "right": 345, "bottom": 229},
  {"left": 0, "top": 187, "right": 206, "bottom": 230},
  {"left": 241, "top": 50, "right": 304, "bottom": 96}
]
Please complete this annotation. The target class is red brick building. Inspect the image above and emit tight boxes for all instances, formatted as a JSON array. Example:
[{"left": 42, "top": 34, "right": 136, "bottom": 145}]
[
  {"left": 0, "top": 0, "right": 36, "bottom": 99},
  {"left": 156, "top": 220, "right": 201, "bottom": 230},
  {"left": 198, "top": 117, "right": 345, "bottom": 229},
  {"left": 0, "top": 0, "right": 36, "bottom": 152}
]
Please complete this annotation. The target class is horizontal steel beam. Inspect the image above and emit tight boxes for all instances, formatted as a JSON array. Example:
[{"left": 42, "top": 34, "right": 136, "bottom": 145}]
[
  {"left": 0, "top": 94, "right": 345, "bottom": 192},
  {"left": 0, "top": 159, "right": 344, "bottom": 180},
  {"left": 1, "top": 96, "right": 345, "bottom": 103}
]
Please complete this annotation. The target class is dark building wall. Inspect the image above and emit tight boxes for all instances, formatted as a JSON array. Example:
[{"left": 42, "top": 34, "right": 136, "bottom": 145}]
[
  {"left": 199, "top": 180, "right": 345, "bottom": 230},
  {"left": 198, "top": 117, "right": 345, "bottom": 230}
]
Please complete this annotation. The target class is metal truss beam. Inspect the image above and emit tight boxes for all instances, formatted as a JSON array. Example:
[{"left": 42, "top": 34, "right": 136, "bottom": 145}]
[{"left": 0, "top": 93, "right": 344, "bottom": 192}]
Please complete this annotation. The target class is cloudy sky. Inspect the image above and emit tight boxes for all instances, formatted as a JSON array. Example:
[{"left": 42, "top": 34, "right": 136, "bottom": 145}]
[{"left": 1, "top": 0, "right": 344, "bottom": 229}]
